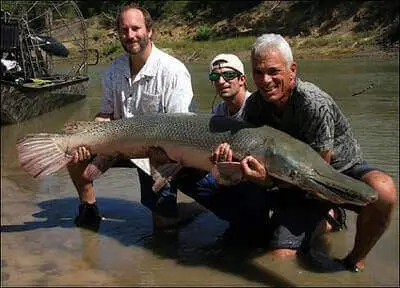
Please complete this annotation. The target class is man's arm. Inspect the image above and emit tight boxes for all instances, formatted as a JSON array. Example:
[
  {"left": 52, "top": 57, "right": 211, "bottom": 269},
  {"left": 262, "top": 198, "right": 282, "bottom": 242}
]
[
  {"left": 70, "top": 114, "right": 112, "bottom": 162},
  {"left": 71, "top": 72, "right": 115, "bottom": 162}
]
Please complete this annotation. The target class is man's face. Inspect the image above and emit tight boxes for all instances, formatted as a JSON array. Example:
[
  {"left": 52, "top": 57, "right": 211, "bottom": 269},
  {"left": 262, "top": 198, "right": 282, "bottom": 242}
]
[
  {"left": 210, "top": 67, "right": 245, "bottom": 99},
  {"left": 251, "top": 49, "right": 296, "bottom": 104},
  {"left": 118, "top": 8, "right": 152, "bottom": 55}
]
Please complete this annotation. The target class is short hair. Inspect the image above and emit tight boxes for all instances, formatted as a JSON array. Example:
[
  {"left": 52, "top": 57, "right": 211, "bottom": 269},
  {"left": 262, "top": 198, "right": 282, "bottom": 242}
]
[
  {"left": 251, "top": 34, "right": 293, "bottom": 69},
  {"left": 116, "top": 1, "right": 153, "bottom": 32}
]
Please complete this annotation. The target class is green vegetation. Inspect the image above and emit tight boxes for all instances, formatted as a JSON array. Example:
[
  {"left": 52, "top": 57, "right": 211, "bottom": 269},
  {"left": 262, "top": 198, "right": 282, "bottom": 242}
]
[
  {"left": 102, "top": 42, "right": 121, "bottom": 56},
  {"left": 158, "top": 36, "right": 255, "bottom": 61},
  {"left": 293, "top": 32, "right": 376, "bottom": 49},
  {"left": 80, "top": 1, "right": 398, "bottom": 63},
  {"left": 193, "top": 25, "right": 214, "bottom": 41},
  {"left": 97, "top": 31, "right": 396, "bottom": 64},
  {"left": 161, "top": 1, "right": 190, "bottom": 18}
]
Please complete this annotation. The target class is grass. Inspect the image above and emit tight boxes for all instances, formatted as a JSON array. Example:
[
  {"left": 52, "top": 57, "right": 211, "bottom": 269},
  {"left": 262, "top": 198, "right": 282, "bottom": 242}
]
[
  {"left": 291, "top": 32, "right": 376, "bottom": 49},
  {"left": 156, "top": 32, "right": 382, "bottom": 62},
  {"left": 94, "top": 31, "right": 394, "bottom": 64},
  {"left": 157, "top": 36, "right": 256, "bottom": 61}
]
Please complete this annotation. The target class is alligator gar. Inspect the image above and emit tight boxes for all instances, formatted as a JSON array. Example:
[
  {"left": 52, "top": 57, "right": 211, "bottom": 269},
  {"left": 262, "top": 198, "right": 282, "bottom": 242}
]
[{"left": 15, "top": 113, "right": 378, "bottom": 206}]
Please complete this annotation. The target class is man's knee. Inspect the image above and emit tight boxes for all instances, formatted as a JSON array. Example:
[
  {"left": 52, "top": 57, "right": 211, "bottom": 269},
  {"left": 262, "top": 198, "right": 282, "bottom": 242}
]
[
  {"left": 362, "top": 170, "right": 397, "bottom": 208},
  {"left": 270, "top": 248, "right": 297, "bottom": 259}
]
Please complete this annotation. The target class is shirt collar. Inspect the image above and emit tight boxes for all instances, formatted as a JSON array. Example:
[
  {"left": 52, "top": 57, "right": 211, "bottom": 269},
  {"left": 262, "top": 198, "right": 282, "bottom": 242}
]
[
  {"left": 139, "top": 44, "right": 159, "bottom": 77},
  {"left": 122, "top": 43, "right": 159, "bottom": 79}
]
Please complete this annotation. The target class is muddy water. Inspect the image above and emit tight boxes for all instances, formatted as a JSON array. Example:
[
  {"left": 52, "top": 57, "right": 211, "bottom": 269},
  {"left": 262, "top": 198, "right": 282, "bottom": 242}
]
[{"left": 1, "top": 57, "right": 398, "bottom": 286}]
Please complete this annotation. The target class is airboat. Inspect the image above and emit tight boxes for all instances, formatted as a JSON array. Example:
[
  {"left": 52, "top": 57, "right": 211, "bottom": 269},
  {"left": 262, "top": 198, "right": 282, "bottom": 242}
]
[{"left": 1, "top": 1, "right": 98, "bottom": 125}]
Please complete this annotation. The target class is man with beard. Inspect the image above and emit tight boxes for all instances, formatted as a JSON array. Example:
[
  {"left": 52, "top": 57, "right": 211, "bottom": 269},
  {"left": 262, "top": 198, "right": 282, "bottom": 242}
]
[
  {"left": 209, "top": 53, "right": 251, "bottom": 119},
  {"left": 67, "top": 2, "right": 194, "bottom": 231}
]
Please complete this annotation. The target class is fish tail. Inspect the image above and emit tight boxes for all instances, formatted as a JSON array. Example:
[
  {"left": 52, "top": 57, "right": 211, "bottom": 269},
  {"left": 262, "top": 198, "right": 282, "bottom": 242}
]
[{"left": 16, "top": 133, "right": 72, "bottom": 177}]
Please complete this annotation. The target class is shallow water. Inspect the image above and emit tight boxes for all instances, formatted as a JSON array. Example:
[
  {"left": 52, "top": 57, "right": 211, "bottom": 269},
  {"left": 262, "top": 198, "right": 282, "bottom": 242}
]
[{"left": 1, "top": 57, "right": 399, "bottom": 286}]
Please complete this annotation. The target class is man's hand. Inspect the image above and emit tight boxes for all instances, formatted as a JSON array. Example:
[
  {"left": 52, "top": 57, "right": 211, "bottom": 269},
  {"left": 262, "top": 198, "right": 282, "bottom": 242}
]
[
  {"left": 212, "top": 142, "right": 233, "bottom": 163},
  {"left": 241, "top": 155, "right": 275, "bottom": 187},
  {"left": 241, "top": 155, "right": 268, "bottom": 183},
  {"left": 70, "top": 115, "right": 111, "bottom": 164},
  {"left": 71, "top": 146, "right": 91, "bottom": 164},
  {"left": 94, "top": 116, "right": 111, "bottom": 122},
  {"left": 212, "top": 143, "right": 273, "bottom": 187}
]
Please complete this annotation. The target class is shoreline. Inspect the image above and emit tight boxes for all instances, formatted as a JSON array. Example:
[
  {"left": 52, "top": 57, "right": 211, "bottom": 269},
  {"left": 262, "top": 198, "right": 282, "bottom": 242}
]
[
  {"left": 96, "top": 46, "right": 399, "bottom": 65},
  {"left": 94, "top": 38, "right": 399, "bottom": 65}
]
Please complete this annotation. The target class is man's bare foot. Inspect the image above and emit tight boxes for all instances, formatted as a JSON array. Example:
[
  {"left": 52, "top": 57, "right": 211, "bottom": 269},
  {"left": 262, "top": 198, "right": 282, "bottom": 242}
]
[{"left": 342, "top": 256, "right": 365, "bottom": 272}]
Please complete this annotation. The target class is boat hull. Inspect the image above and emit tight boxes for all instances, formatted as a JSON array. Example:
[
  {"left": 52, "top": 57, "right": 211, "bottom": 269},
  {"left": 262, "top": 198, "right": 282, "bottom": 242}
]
[{"left": 1, "top": 76, "right": 88, "bottom": 125}]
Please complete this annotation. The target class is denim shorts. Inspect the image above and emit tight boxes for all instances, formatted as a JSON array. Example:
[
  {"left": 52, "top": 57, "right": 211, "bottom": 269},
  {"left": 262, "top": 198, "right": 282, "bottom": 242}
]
[
  {"left": 342, "top": 160, "right": 380, "bottom": 180},
  {"left": 268, "top": 160, "right": 379, "bottom": 250}
]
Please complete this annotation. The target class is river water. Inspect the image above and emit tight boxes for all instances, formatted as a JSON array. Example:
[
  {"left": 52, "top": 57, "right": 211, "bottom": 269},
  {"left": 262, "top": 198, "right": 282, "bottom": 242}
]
[{"left": 1, "top": 57, "right": 399, "bottom": 286}]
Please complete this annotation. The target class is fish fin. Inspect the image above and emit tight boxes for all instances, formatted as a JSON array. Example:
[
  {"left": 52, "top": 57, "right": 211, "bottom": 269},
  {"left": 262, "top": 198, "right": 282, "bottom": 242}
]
[
  {"left": 62, "top": 121, "right": 100, "bottom": 134},
  {"left": 83, "top": 155, "right": 118, "bottom": 181},
  {"left": 16, "top": 133, "right": 72, "bottom": 177},
  {"left": 151, "top": 163, "right": 183, "bottom": 192},
  {"left": 212, "top": 162, "right": 243, "bottom": 185}
]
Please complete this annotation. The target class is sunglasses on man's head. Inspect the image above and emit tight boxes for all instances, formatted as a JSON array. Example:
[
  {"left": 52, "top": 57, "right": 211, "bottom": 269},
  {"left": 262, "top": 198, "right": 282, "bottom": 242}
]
[{"left": 209, "top": 70, "right": 242, "bottom": 81}]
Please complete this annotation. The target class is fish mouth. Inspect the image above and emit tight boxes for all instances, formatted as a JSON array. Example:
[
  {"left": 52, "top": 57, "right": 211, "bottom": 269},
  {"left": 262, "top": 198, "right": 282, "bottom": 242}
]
[{"left": 303, "top": 173, "right": 378, "bottom": 206}]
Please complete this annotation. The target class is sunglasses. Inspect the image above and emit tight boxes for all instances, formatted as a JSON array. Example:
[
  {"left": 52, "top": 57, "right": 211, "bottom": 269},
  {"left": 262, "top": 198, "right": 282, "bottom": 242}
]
[{"left": 209, "top": 70, "right": 242, "bottom": 81}]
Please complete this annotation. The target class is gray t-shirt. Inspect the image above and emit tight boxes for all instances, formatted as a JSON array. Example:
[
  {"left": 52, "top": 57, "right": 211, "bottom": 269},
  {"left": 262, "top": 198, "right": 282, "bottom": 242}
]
[
  {"left": 243, "top": 78, "right": 363, "bottom": 171},
  {"left": 212, "top": 90, "right": 252, "bottom": 120}
]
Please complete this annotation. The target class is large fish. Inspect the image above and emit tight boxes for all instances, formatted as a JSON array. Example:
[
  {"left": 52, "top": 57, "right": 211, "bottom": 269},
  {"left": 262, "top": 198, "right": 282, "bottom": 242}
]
[{"left": 16, "top": 113, "right": 377, "bottom": 206}]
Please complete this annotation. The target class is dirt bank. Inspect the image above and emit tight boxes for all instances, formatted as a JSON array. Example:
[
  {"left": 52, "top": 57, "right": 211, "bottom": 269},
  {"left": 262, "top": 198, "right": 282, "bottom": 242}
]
[{"left": 85, "top": 1, "right": 399, "bottom": 64}]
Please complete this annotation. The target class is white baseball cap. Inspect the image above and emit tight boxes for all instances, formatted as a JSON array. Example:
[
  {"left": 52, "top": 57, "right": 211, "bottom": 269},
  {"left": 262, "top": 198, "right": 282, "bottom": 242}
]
[{"left": 209, "top": 53, "right": 244, "bottom": 74}]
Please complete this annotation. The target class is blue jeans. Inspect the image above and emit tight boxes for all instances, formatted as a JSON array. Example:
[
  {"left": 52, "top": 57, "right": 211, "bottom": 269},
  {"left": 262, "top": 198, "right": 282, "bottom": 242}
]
[
  {"left": 176, "top": 168, "right": 269, "bottom": 231},
  {"left": 111, "top": 158, "right": 179, "bottom": 218},
  {"left": 138, "top": 169, "right": 179, "bottom": 218}
]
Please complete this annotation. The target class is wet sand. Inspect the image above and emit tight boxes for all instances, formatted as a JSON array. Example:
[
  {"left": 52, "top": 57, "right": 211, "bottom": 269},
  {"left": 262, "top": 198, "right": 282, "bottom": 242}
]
[{"left": 1, "top": 147, "right": 398, "bottom": 286}]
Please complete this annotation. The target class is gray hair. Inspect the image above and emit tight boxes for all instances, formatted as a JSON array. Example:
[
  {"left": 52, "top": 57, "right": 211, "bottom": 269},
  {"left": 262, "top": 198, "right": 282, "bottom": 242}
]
[{"left": 251, "top": 34, "right": 293, "bottom": 69}]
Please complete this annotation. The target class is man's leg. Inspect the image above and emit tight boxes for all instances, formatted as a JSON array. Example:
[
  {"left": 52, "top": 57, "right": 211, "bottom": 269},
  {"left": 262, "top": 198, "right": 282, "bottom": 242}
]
[
  {"left": 267, "top": 189, "right": 331, "bottom": 259},
  {"left": 137, "top": 168, "right": 183, "bottom": 231},
  {"left": 67, "top": 159, "right": 101, "bottom": 229},
  {"left": 343, "top": 170, "right": 397, "bottom": 271},
  {"left": 177, "top": 169, "right": 270, "bottom": 245}
]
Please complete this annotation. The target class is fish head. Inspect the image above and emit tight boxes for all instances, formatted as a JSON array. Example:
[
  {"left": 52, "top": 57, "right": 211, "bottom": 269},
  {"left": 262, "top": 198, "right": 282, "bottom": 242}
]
[
  {"left": 298, "top": 168, "right": 379, "bottom": 206},
  {"left": 259, "top": 139, "right": 378, "bottom": 206}
]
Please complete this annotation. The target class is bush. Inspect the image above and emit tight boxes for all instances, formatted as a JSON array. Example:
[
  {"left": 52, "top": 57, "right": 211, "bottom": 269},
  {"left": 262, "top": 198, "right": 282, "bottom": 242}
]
[
  {"left": 193, "top": 25, "right": 213, "bottom": 41},
  {"left": 102, "top": 42, "right": 120, "bottom": 56},
  {"left": 92, "top": 31, "right": 102, "bottom": 42}
]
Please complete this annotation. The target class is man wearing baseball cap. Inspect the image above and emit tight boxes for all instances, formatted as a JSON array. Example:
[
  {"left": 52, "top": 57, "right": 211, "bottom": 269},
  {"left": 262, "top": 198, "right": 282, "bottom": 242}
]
[
  {"left": 208, "top": 53, "right": 251, "bottom": 119},
  {"left": 175, "top": 53, "right": 269, "bottom": 245}
]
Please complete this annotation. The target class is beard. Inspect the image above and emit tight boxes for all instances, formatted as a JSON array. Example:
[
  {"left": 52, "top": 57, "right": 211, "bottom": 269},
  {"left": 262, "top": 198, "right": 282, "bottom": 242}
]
[{"left": 122, "top": 34, "right": 149, "bottom": 55}]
